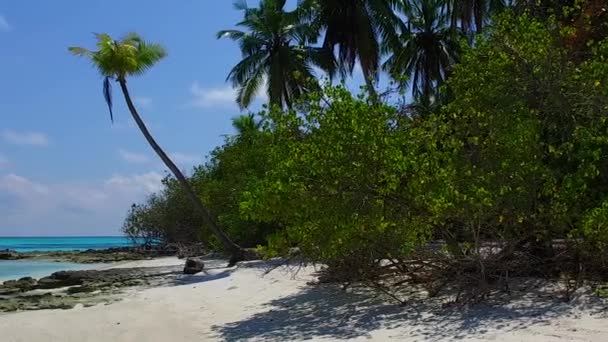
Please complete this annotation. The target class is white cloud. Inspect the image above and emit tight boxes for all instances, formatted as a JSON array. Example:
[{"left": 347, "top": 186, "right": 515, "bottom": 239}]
[
  {"left": 190, "top": 82, "right": 237, "bottom": 108},
  {"left": 0, "top": 174, "right": 49, "bottom": 198},
  {"left": 1, "top": 130, "right": 49, "bottom": 146},
  {"left": 189, "top": 81, "right": 268, "bottom": 109},
  {"left": 171, "top": 152, "right": 200, "bottom": 165},
  {"left": 105, "top": 171, "right": 164, "bottom": 194},
  {"left": 0, "top": 15, "right": 10, "bottom": 32},
  {"left": 118, "top": 149, "right": 150, "bottom": 164},
  {"left": 0, "top": 171, "right": 165, "bottom": 236},
  {"left": 134, "top": 96, "right": 152, "bottom": 108}
]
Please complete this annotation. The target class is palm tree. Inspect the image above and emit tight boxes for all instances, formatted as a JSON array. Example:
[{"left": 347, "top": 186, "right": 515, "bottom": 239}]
[
  {"left": 69, "top": 33, "right": 245, "bottom": 263},
  {"left": 298, "top": 0, "right": 407, "bottom": 96},
  {"left": 232, "top": 113, "right": 262, "bottom": 135},
  {"left": 447, "top": 0, "right": 507, "bottom": 34},
  {"left": 219, "top": 0, "right": 337, "bottom": 109},
  {"left": 383, "top": 0, "right": 461, "bottom": 100}
]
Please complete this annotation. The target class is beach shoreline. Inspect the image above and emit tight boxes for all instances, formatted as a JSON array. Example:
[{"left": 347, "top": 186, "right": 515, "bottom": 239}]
[
  {"left": 1, "top": 256, "right": 608, "bottom": 341},
  {"left": 0, "top": 254, "right": 192, "bottom": 312}
]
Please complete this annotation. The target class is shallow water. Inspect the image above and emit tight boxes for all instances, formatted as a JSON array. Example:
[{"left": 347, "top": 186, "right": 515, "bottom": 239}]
[
  {"left": 0, "top": 260, "right": 100, "bottom": 281},
  {"left": 0, "top": 236, "right": 136, "bottom": 281}
]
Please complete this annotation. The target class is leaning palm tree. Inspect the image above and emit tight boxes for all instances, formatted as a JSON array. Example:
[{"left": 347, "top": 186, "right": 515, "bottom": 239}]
[
  {"left": 69, "top": 33, "right": 245, "bottom": 263},
  {"left": 219, "top": 0, "right": 337, "bottom": 109},
  {"left": 383, "top": 0, "right": 461, "bottom": 100},
  {"left": 298, "top": 0, "right": 407, "bottom": 96}
]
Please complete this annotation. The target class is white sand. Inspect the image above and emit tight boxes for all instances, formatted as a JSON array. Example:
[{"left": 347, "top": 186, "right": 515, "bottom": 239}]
[{"left": 2, "top": 257, "right": 608, "bottom": 341}]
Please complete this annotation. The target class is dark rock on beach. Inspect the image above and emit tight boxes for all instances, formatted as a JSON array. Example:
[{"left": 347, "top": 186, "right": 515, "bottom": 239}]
[
  {"left": 2, "top": 277, "right": 38, "bottom": 291},
  {"left": 183, "top": 258, "right": 205, "bottom": 274},
  {"left": 0, "top": 249, "right": 24, "bottom": 260},
  {"left": 66, "top": 284, "right": 99, "bottom": 294},
  {"left": 37, "top": 276, "right": 81, "bottom": 289},
  {"left": 0, "top": 287, "right": 22, "bottom": 296},
  {"left": 0, "top": 264, "right": 183, "bottom": 312},
  {"left": 35, "top": 267, "right": 177, "bottom": 290}
]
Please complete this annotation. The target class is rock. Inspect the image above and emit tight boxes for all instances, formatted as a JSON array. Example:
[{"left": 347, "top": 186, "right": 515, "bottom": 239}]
[
  {"left": 183, "top": 258, "right": 205, "bottom": 274},
  {"left": 2, "top": 277, "right": 37, "bottom": 291},
  {"left": 0, "top": 287, "right": 21, "bottom": 295},
  {"left": 37, "top": 278, "right": 68, "bottom": 289},
  {"left": 38, "top": 272, "right": 83, "bottom": 289},
  {"left": 67, "top": 284, "right": 98, "bottom": 294},
  {"left": 0, "top": 249, "right": 22, "bottom": 260},
  {"left": 18, "top": 276, "right": 37, "bottom": 284},
  {"left": 3, "top": 280, "right": 19, "bottom": 288}
]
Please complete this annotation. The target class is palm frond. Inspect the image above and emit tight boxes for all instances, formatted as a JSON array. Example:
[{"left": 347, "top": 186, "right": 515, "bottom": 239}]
[
  {"left": 94, "top": 33, "right": 114, "bottom": 50},
  {"left": 103, "top": 76, "right": 114, "bottom": 123},
  {"left": 306, "top": 47, "right": 339, "bottom": 80},
  {"left": 221, "top": 0, "right": 327, "bottom": 109},
  {"left": 236, "top": 64, "right": 267, "bottom": 109},
  {"left": 68, "top": 46, "right": 94, "bottom": 57},
  {"left": 132, "top": 40, "right": 167, "bottom": 76},
  {"left": 383, "top": 0, "right": 460, "bottom": 98},
  {"left": 232, "top": 113, "right": 260, "bottom": 134},
  {"left": 69, "top": 32, "right": 166, "bottom": 122},
  {"left": 233, "top": 0, "right": 248, "bottom": 11},
  {"left": 226, "top": 52, "right": 267, "bottom": 86},
  {"left": 217, "top": 29, "right": 246, "bottom": 40}
]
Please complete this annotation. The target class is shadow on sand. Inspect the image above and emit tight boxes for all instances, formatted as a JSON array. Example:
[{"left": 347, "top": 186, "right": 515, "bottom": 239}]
[
  {"left": 159, "top": 257, "right": 301, "bottom": 287},
  {"left": 211, "top": 280, "right": 608, "bottom": 341},
  {"left": 133, "top": 257, "right": 608, "bottom": 340}
]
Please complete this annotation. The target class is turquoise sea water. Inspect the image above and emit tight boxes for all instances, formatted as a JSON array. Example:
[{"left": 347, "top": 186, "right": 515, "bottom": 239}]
[
  {"left": 0, "top": 236, "right": 135, "bottom": 253},
  {"left": 0, "top": 236, "right": 136, "bottom": 281},
  {"left": 0, "top": 260, "right": 100, "bottom": 281}
]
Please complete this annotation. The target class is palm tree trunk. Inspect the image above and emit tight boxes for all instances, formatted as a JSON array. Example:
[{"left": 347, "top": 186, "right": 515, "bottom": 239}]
[
  {"left": 283, "top": 87, "right": 292, "bottom": 109},
  {"left": 474, "top": 0, "right": 484, "bottom": 33},
  {"left": 117, "top": 79, "right": 244, "bottom": 260},
  {"left": 362, "top": 66, "right": 379, "bottom": 102}
]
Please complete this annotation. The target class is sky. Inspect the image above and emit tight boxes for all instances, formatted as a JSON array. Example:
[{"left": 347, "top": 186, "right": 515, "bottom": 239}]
[{"left": 0, "top": 0, "right": 374, "bottom": 237}]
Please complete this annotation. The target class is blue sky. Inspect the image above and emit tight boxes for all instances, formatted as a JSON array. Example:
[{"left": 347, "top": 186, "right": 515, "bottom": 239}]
[{"left": 0, "top": 0, "right": 375, "bottom": 236}]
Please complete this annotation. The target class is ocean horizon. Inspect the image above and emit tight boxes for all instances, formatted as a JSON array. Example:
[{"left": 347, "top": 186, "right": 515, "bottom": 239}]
[{"left": 0, "top": 236, "right": 136, "bottom": 253}]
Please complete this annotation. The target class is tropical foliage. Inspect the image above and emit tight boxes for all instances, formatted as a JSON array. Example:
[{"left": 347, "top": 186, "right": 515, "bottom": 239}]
[
  {"left": 66, "top": 0, "right": 608, "bottom": 301},
  {"left": 383, "top": 0, "right": 461, "bottom": 98},
  {"left": 297, "top": 0, "right": 407, "bottom": 92},
  {"left": 218, "top": 0, "right": 336, "bottom": 109}
]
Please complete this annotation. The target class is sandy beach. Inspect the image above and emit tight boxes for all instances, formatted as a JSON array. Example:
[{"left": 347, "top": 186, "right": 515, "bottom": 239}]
[{"left": 0, "top": 257, "right": 607, "bottom": 341}]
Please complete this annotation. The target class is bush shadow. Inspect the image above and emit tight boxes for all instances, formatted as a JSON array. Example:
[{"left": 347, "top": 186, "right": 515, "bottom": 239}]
[{"left": 212, "top": 280, "right": 608, "bottom": 341}]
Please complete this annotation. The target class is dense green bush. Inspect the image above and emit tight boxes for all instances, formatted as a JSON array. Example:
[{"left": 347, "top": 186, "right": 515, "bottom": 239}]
[
  {"left": 238, "top": 11, "right": 608, "bottom": 279},
  {"left": 240, "top": 85, "right": 431, "bottom": 266},
  {"left": 123, "top": 115, "right": 281, "bottom": 249},
  {"left": 122, "top": 176, "right": 206, "bottom": 246},
  {"left": 194, "top": 115, "right": 282, "bottom": 248},
  {"left": 124, "top": 9, "right": 608, "bottom": 290}
]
